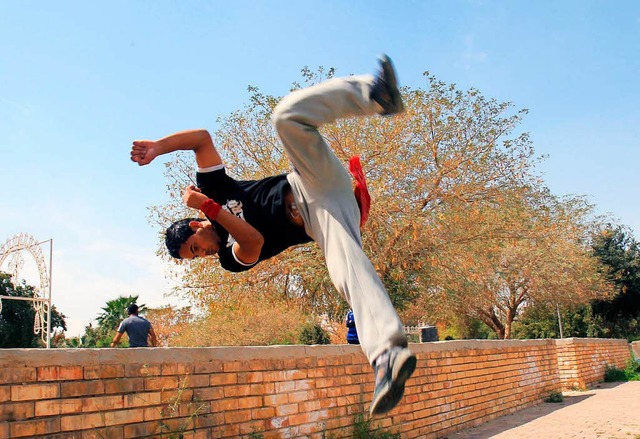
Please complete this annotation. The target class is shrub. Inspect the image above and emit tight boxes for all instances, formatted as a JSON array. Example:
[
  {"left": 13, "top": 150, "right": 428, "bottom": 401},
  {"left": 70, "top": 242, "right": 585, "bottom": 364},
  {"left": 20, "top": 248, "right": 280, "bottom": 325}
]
[
  {"left": 352, "top": 413, "right": 401, "bottom": 439},
  {"left": 298, "top": 322, "right": 330, "bottom": 345},
  {"left": 604, "top": 365, "right": 628, "bottom": 382},
  {"left": 544, "top": 391, "right": 564, "bottom": 403}
]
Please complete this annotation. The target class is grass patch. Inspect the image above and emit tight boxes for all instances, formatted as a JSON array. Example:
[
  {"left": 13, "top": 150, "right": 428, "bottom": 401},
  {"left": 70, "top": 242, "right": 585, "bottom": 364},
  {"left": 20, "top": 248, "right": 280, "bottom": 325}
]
[{"left": 544, "top": 391, "right": 564, "bottom": 403}]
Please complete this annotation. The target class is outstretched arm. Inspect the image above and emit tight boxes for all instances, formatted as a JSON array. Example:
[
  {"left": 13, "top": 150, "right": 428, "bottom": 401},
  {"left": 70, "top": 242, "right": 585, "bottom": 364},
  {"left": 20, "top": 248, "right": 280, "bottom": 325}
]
[{"left": 130, "top": 129, "right": 222, "bottom": 169}]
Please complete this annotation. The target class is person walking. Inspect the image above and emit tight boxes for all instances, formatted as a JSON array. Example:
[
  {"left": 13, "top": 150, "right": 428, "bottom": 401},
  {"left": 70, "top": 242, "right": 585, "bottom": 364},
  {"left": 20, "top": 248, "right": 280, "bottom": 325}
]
[{"left": 110, "top": 304, "right": 158, "bottom": 348}]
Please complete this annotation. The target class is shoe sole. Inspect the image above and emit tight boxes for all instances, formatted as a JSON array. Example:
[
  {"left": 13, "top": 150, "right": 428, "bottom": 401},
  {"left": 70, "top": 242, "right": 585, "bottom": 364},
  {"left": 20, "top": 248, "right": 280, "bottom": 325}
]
[
  {"left": 370, "top": 350, "right": 417, "bottom": 415},
  {"left": 379, "top": 55, "right": 405, "bottom": 115}
]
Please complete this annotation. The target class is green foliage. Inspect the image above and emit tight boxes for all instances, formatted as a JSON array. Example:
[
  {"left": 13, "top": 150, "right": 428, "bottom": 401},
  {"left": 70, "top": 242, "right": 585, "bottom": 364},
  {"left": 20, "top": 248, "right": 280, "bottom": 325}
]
[
  {"left": 590, "top": 225, "right": 640, "bottom": 340},
  {"left": 512, "top": 303, "right": 606, "bottom": 340},
  {"left": 298, "top": 322, "right": 330, "bottom": 345},
  {"left": 0, "top": 272, "right": 66, "bottom": 348},
  {"left": 351, "top": 413, "right": 401, "bottom": 439},
  {"left": 544, "top": 391, "right": 564, "bottom": 403},
  {"left": 603, "top": 360, "right": 639, "bottom": 382},
  {"left": 604, "top": 365, "right": 628, "bottom": 382},
  {"left": 79, "top": 323, "right": 116, "bottom": 348}
]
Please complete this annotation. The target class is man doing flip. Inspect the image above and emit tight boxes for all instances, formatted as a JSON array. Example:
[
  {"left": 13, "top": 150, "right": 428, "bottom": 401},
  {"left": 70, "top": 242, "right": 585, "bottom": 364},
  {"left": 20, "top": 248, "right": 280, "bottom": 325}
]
[{"left": 130, "top": 55, "right": 416, "bottom": 415}]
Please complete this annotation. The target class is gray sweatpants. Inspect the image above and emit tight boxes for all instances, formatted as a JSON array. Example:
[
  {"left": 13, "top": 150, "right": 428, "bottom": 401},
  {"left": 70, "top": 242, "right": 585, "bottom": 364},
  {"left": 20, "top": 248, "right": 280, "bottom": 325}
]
[{"left": 272, "top": 75, "right": 408, "bottom": 364}]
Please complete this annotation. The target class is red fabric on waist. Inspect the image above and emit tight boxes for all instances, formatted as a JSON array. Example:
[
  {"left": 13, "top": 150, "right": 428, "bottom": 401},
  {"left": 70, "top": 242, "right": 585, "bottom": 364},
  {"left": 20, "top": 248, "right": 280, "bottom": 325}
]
[{"left": 348, "top": 155, "right": 370, "bottom": 228}]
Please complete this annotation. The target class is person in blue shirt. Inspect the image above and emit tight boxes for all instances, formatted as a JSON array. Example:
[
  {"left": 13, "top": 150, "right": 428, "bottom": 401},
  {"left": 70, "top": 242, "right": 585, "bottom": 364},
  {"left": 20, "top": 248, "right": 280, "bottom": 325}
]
[
  {"left": 110, "top": 304, "right": 158, "bottom": 348},
  {"left": 346, "top": 309, "right": 360, "bottom": 345}
]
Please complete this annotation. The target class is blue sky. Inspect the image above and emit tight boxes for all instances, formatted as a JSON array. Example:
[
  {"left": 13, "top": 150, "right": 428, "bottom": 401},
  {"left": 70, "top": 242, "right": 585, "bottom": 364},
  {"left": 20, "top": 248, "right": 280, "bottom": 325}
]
[{"left": 1, "top": 1, "right": 638, "bottom": 337}]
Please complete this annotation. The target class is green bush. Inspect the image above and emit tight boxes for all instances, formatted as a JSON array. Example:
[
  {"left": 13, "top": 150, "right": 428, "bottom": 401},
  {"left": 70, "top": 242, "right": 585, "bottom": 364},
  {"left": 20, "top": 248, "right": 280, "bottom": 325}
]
[
  {"left": 544, "top": 391, "right": 564, "bottom": 403},
  {"left": 604, "top": 365, "right": 628, "bottom": 382},
  {"left": 625, "top": 358, "right": 640, "bottom": 381},
  {"left": 352, "top": 413, "right": 401, "bottom": 439},
  {"left": 604, "top": 360, "right": 640, "bottom": 382},
  {"left": 298, "top": 322, "right": 330, "bottom": 345}
]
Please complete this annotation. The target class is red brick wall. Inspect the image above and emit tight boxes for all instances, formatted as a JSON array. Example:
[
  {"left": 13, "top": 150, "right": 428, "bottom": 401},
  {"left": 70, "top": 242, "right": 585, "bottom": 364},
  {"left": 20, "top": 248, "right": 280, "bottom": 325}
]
[
  {"left": 0, "top": 339, "right": 630, "bottom": 439},
  {"left": 555, "top": 338, "right": 631, "bottom": 390}
]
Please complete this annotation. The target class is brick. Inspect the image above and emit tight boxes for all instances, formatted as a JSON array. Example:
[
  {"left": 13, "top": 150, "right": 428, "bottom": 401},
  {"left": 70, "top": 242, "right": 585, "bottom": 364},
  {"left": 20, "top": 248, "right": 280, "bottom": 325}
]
[
  {"left": 224, "top": 408, "right": 252, "bottom": 424},
  {"left": 124, "top": 391, "right": 163, "bottom": 408},
  {"left": 238, "top": 371, "right": 264, "bottom": 384},
  {"left": 194, "top": 360, "right": 224, "bottom": 374},
  {"left": 10, "top": 418, "right": 60, "bottom": 438},
  {"left": 125, "top": 363, "right": 162, "bottom": 377},
  {"left": 237, "top": 395, "right": 262, "bottom": 409},
  {"left": 161, "top": 363, "right": 194, "bottom": 376},
  {"left": 84, "top": 364, "right": 124, "bottom": 380},
  {"left": 264, "top": 393, "right": 288, "bottom": 406},
  {"left": 104, "top": 408, "right": 145, "bottom": 425},
  {"left": 0, "top": 386, "right": 10, "bottom": 402},
  {"left": 37, "top": 365, "right": 83, "bottom": 381},
  {"left": 238, "top": 419, "right": 268, "bottom": 436},
  {"left": 193, "top": 386, "right": 224, "bottom": 401},
  {"left": 143, "top": 405, "right": 164, "bottom": 422},
  {"left": 35, "top": 398, "right": 83, "bottom": 416},
  {"left": 275, "top": 381, "right": 296, "bottom": 393},
  {"left": 195, "top": 412, "right": 225, "bottom": 428},
  {"left": 11, "top": 382, "right": 59, "bottom": 401},
  {"left": 104, "top": 378, "right": 145, "bottom": 394},
  {"left": 210, "top": 372, "right": 237, "bottom": 386},
  {"left": 123, "top": 420, "right": 161, "bottom": 438},
  {"left": 218, "top": 423, "right": 240, "bottom": 437},
  {"left": 0, "top": 401, "right": 34, "bottom": 421},
  {"left": 288, "top": 390, "right": 312, "bottom": 403},
  {"left": 222, "top": 361, "right": 244, "bottom": 373},
  {"left": 81, "top": 394, "right": 125, "bottom": 412},
  {"left": 144, "top": 376, "right": 178, "bottom": 391},
  {"left": 61, "top": 380, "right": 105, "bottom": 397},
  {"left": 223, "top": 384, "right": 252, "bottom": 398},
  {"left": 60, "top": 413, "right": 106, "bottom": 431},
  {"left": 82, "top": 426, "right": 124, "bottom": 439},
  {"left": 0, "top": 366, "right": 36, "bottom": 383},
  {"left": 276, "top": 403, "right": 299, "bottom": 416},
  {"left": 185, "top": 374, "right": 210, "bottom": 388}
]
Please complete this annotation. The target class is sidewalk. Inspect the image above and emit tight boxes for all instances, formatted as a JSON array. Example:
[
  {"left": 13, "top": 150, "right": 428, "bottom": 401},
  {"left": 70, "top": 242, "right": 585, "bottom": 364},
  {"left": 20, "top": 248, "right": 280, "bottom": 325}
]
[{"left": 448, "top": 381, "right": 640, "bottom": 439}]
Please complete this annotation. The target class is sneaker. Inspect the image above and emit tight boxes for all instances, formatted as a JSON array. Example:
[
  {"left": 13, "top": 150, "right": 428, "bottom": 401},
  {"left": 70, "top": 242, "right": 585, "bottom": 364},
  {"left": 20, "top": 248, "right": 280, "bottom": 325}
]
[
  {"left": 369, "top": 346, "right": 417, "bottom": 415},
  {"left": 370, "top": 54, "right": 405, "bottom": 115}
]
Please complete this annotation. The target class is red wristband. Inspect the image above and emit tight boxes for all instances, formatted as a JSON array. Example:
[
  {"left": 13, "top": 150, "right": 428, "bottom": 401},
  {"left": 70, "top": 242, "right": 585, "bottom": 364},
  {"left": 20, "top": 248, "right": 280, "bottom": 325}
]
[{"left": 200, "top": 198, "right": 222, "bottom": 220}]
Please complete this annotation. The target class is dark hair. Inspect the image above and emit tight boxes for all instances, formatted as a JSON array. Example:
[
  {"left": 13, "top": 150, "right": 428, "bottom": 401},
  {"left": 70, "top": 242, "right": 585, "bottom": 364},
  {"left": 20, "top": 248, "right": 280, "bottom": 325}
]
[
  {"left": 127, "top": 304, "right": 139, "bottom": 315},
  {"left": 165, "top": 218, "right": 204, "bottom": 259}
]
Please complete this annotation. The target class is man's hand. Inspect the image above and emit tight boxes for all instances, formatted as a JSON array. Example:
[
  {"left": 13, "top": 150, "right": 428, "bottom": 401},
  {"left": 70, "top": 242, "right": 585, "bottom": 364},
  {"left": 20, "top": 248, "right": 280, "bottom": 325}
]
[
  {"left": 183, "top": 185, "right": 209, "bottom": 210},
  {"left": 130, "top": 140, "right": 160, "bottom": 166}
]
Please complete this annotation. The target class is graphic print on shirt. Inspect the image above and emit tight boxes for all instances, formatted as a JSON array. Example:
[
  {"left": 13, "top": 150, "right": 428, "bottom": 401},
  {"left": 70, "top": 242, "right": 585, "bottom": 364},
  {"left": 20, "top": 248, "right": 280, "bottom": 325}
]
[{"left": 223, "top": 199, "right": 245, "bottom": 248}]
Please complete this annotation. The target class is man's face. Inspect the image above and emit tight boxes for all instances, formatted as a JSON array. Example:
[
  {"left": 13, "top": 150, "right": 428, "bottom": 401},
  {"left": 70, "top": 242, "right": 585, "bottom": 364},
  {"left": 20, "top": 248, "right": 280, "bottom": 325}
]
[{"left": 178, "top": 221, "right": 221, "bottom": 259}]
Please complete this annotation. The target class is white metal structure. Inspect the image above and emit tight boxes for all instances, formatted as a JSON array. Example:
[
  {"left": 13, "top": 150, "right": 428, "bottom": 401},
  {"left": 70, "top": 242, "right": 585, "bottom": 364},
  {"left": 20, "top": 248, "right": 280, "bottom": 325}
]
[{"left": 0, "top": 233, "right": 53, "bottom": 348}]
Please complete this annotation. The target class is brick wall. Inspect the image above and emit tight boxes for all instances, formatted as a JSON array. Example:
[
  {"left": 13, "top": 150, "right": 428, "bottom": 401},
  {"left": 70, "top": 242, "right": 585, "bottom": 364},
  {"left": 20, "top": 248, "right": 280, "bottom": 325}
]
[
  {"left": 0, "top": 338, "right": 630, "bottom": 439},
  {"left": 555, "top": 338, "right": 631, "bottom": 390}
]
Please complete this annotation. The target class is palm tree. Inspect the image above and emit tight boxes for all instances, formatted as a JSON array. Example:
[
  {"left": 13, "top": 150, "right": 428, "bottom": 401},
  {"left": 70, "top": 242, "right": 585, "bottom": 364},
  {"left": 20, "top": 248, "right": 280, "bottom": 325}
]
[{"left": 96, "top": 295, "right": 146, "bottom": 332}]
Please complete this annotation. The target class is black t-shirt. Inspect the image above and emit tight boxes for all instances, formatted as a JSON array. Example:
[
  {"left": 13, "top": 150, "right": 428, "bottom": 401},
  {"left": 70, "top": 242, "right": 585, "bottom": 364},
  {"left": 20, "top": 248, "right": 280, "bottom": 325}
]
[{"left": 197, "top": 167, "right": 311, "bottom": 272}]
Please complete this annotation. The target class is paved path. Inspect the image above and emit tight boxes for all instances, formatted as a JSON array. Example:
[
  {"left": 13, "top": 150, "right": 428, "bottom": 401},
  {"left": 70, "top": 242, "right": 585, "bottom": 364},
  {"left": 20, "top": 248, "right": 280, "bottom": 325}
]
[{"left": 448, "top": 381, "right": 640, "bottom": 439}]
